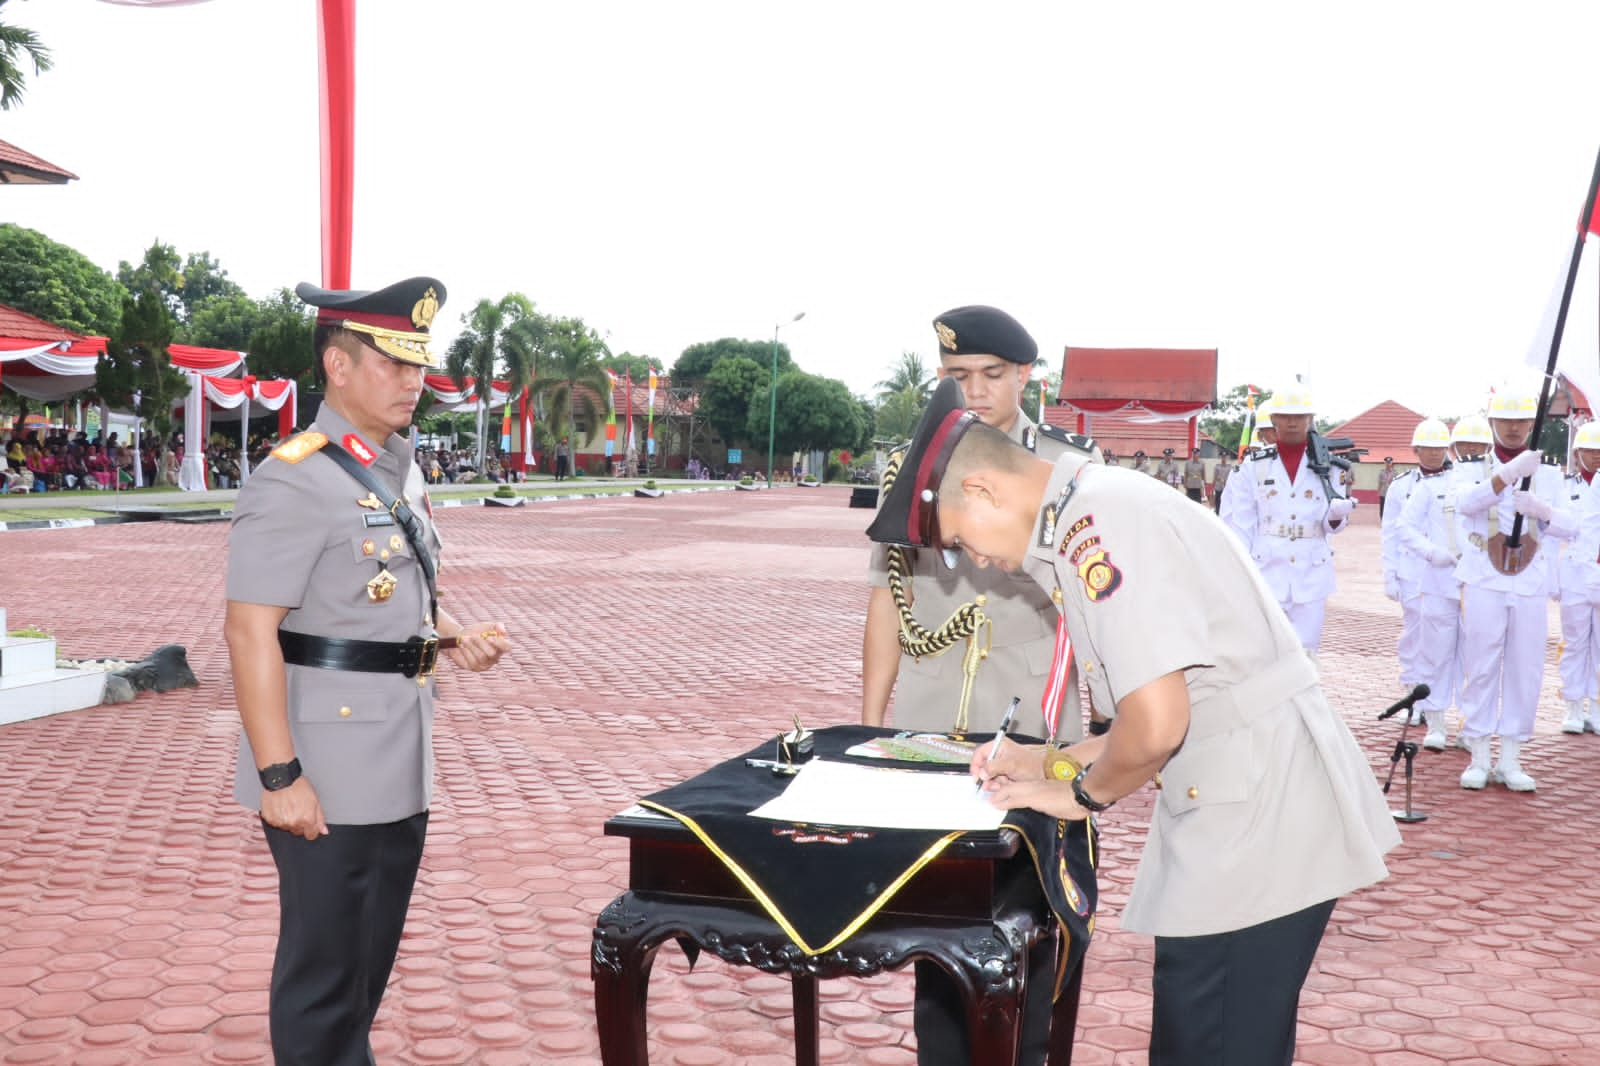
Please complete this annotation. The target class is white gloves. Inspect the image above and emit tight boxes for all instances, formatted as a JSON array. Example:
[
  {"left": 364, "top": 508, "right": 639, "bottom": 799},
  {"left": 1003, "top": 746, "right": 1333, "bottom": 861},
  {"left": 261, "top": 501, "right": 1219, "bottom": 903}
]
[
  {"left": 1384, "top": 572, "right": 1399, "bottom": 601},
  {"left": 1513, "top": 490, "right": 1554, "bottom": 523},
  {"left": 1495, "top": 450, "right": 1542, "bottom": 485},
  {"left": 1427, "top": 545, "right": 1457, "bottom": 568},
  {"left": 1326, "top": 498, "right": 1355, "bottom": 523}
]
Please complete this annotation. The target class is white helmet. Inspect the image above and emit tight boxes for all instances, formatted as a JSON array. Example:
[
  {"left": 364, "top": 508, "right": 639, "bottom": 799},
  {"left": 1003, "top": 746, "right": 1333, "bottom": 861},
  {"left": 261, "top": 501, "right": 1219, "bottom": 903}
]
[
  {"left": 1271, "top": 386, "right": 1315, "bottom": 416},
  {"left": 1411, "top": 418, "right": 1450, "bottom": 448},
  {"left": 1255, "top": 395, "right": 1276, "bottom": 429},
  {"left": 1486, "top": 376, "right": 1542, "bottom": 419},
  {"left": 1575, "top": 421, "right": 1600, "bottom": 450},
  {"left": 1451, "top": 415, "right": 1493, "bottom": 445}
]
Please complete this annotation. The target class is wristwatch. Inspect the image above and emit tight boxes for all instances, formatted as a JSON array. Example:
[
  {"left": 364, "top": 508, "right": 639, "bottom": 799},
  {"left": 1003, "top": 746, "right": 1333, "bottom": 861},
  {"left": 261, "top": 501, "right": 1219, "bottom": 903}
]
[
  {"left": 1071, "top": 769, "right": 1113, "bottom": 813},
  {"left": 258, "top": 758, "right": 302, "bottom": 792},
  {"left": 1043, "top": 746, "right": 1084, "bottom": 783}
]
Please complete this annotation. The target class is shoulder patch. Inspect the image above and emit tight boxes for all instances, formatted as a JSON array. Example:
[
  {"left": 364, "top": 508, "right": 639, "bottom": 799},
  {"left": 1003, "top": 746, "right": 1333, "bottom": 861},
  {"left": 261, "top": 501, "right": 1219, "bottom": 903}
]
[
  {"left": 271, "top": 431, "right": 329, "bottom": 464},
  {"left": 1036, "top": 423, "right": 1100, "bottom": 458}
]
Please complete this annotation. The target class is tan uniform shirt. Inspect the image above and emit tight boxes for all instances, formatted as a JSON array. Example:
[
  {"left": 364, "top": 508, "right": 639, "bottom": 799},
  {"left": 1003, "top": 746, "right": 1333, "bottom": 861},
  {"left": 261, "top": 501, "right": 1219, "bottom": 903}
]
[
  {"left": 868, "top": 414, "right": 1093, "bottom": 742},
  {"left": 1183, "top": 458, "right": 1206, "bottom": 491},
  {"left": 227, "top": 404, "right": 443, "bottom": 825},
  {"left": 1022, "top": 459, "right": 1398, "bottom": 936}
]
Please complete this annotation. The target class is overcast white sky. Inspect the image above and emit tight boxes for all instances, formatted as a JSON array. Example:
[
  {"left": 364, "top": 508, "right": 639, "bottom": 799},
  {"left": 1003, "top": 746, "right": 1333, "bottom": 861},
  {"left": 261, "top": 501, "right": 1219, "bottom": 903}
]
[{"left": 6, "top": 0, "right": 1600, "bottom": 422}]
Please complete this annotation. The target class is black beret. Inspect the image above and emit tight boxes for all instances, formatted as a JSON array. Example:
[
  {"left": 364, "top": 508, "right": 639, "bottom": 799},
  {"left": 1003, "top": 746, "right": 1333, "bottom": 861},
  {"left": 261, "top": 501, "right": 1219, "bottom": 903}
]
[
  {"left": 296, "top": 276, "right": 446, "bottom": 368},
  {"left": 932, "top": 305, "right": 1038, "bottom": 364},
  {"left": 866, "top": 377, "right": 975, "bottom": 554},
  {"left": 1162, "top": 448, "right": 1174, "bottom": 456}
]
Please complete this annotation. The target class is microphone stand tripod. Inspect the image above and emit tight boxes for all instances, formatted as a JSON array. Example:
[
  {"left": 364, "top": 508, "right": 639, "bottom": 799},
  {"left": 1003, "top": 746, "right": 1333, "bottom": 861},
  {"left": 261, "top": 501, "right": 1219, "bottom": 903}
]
[{"left": 1382, "top": 701, "right": 1427, "bottom": 824}]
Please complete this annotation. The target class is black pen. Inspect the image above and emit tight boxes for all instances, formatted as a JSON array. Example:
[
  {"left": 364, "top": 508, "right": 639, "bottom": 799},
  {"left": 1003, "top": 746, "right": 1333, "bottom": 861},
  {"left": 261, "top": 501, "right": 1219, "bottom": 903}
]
[{"left": 976, "top": 697, "right": 1020, "bottom": 793}]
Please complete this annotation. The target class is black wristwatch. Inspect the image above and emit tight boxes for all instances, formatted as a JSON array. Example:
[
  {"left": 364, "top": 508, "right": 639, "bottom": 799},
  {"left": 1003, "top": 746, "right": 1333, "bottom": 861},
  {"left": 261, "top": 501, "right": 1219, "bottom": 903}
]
[
  {"left": 259, "top": 758, "right": 302, "bottom": 792},
  {"left": 1072, "top": 769, "right": 1113, "bottom": 813}
]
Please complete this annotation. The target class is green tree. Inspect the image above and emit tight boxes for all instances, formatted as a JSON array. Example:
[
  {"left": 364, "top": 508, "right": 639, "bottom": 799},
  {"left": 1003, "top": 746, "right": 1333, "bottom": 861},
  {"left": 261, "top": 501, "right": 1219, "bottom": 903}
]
[
  {"left": 672, "top": 337, "right": 793, "bottom": 387},
  {"left": 95, "top": 288, "right": 187, "bottom": 454},
  {"left": 529, "top": 317, "right": 611, "bottom": 454},
  {"left": 1201, "top": 384, "right": 1274, "bottom": 455},
  {"left": 600, "top": 352, "right": 657, "bottom": 382},
  {"left": 176, "top": 251, "right": 245, "bottom": 318},
  {"left": 442, "top": 293, "right": 538, "bottom": 471},
  {"left": 748, "top": 371, "right": 865, "bottom": 461},
  {"left": 875, "top": 351, "right": 932, "bottom": 401},
  {"left": 0, "top": 224, "right": 123, "bottom": 335},
  {"left": 117, "top": 242, "right": 185, "bottom": 320},
  {"left": 244, "top": 289, "right": 317, "bottom": 396},
  {"left": 698, "top": 356, "right": 766, "bottom": 446},
  {"left": 873, "top": 388, "right": 927, "bottom": 443},
  {"left": 0, "top": 0, "right": 51, "bottom": 112},
  {"left": 182, "top": 292, "right": 262, "bottom": 350},
  {"left": 1022, "top": 368, "right": 1059, "bottom": 421}
]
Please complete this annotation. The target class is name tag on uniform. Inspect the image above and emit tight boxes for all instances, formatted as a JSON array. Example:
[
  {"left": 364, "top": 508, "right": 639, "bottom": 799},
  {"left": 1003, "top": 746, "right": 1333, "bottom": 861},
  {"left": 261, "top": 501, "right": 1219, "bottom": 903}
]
[
  {"left": 1263, "top": 478, "right": 1276, "bottom": 485},
  {"left": 363, "top": 513, "right": 396, "bottom": 527}
]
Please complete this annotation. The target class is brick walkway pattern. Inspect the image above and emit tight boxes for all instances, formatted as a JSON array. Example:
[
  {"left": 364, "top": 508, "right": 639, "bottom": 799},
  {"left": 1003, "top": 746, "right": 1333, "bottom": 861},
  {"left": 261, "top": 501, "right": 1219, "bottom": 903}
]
[{"left": 1, "top": 489, "right": 1597, "bottom": 1065}]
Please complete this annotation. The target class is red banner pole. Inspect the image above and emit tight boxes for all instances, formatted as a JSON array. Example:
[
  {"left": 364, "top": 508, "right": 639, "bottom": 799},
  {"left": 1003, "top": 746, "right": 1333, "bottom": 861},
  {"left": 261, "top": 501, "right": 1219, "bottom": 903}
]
[{"left": 318, "top": 0, "right": 356, "bottom": 289}]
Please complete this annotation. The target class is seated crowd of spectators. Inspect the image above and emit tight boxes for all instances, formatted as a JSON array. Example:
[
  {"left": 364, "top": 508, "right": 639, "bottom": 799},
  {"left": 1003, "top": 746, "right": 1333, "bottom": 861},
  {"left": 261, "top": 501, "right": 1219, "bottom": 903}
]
[
  {"left": 2, "top": 424, "right": 277, "bottom": 494},
  {"left": 416, "top": 446, "right": 526, "bottom": 486}
]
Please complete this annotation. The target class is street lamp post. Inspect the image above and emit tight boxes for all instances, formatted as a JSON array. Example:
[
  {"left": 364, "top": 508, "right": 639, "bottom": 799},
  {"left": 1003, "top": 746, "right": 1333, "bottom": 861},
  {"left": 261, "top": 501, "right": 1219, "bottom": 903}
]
[{"left": 768, "top": 311, "right": 805, "bottom": 487}]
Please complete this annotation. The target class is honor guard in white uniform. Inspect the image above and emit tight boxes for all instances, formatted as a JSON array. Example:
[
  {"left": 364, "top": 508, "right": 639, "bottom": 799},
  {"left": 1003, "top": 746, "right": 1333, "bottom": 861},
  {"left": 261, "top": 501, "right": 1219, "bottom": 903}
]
[
  {"left": 870, "top": 378, "right": 1399, "bottom": 1066},
  {"left": 1254, "top": 400, "right": 1278, "bottom": 451},
  {"left": 1396, "top": 416, "right": 1492, "bottom": 750},
  {"left": 1556, "top": 422, "right": 1600, "bottom": 734},
  {"left": 225, "top": 276, "right": 512, "bottom": 1065},
  {"left": 862, "top": 305, "right": 1099, "bottom": 1066},
  {"left": 1220, "top": 386, "right": 1354, "bottom": 653},
  {"left": 1382, "top": 420, "right": 1451, "bottom": 712},
  {"left": 1453, "top": 378, "right": 1576, "bottom": 791}
]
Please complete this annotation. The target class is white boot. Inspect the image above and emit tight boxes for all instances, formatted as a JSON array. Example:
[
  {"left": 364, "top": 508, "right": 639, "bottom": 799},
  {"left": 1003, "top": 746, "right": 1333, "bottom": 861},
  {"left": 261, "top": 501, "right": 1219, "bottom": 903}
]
[
  {"left": 1460, "top": 736, "right": 1491, "bottom": 790},
  {"left": 1562, "top": 700, "right": 1586, "bottom": 734},
  {"left": 1492, "top": 738, "right": 1536, "bottom": 792},
  {"left": 1422, "top": 710, "right": 1447, "bottom": 752}
]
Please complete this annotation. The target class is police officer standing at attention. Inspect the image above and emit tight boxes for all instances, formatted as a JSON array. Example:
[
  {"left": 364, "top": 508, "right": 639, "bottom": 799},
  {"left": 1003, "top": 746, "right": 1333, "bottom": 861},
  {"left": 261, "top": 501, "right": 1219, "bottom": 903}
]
[
  {"left": 1156, "top": 447, "right": 1181, "bottom": 491},
  {"left": 862, "top": 305, "right": 1098, "bottom": 1065},
  {"left": 224, "top": 276, "right": 512, "bottom": 1065},
  {"left": 869, "top": 378, "right": 1399, "bottom": 1066},
  {"left": 1182, "top": 447, "right": 1206, "bottom": 503},
  {"left": 1220, "top": 385, "right": 1354, "bottom": 654},
  {"left": 1210, "top": 450, "right": 1232, "bottom": 512}
]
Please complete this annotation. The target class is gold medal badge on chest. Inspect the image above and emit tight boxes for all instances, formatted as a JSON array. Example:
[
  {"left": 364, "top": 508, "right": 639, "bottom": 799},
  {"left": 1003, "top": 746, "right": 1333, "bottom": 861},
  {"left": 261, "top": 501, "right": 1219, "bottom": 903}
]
[{"left": 366, "top": 565, "right": 398, "bottom": 603}]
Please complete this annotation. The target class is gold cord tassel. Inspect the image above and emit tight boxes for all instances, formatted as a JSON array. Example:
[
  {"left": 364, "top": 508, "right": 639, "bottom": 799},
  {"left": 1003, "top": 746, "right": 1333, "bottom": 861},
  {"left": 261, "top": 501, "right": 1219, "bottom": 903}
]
[{"left": 881, "top": 449, "right": 991, "bottom": 733}]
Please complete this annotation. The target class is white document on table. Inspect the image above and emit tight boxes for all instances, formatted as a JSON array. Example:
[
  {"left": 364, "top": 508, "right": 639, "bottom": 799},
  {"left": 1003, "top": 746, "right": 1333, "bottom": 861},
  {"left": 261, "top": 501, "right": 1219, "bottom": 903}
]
[{"left": 748, "top": 759, "right": 1006, "bottom": 831}]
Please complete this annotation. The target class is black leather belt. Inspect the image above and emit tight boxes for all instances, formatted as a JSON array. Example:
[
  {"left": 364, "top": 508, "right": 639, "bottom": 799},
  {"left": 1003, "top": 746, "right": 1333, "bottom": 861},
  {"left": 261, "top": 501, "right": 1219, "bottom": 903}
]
[{"left": 278, "top": 630, "right": 458, "bottom": 679}]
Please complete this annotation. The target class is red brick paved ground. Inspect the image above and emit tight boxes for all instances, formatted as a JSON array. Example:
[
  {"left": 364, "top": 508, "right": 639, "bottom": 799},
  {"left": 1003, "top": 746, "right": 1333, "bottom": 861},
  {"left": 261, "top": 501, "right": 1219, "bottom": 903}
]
[{"left": 1, "top": 489, "right": 1597, "bottom": 1065}]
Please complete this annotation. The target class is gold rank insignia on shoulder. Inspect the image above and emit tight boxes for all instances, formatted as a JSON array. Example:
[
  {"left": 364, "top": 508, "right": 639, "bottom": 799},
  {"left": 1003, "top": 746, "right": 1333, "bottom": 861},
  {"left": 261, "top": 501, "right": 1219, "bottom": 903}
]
[
  {"left": 935, "top": 321, "right": 958, "bottom": 351},
  {"left": 271, "top": 431, "right": 328, "bottom": 464}
]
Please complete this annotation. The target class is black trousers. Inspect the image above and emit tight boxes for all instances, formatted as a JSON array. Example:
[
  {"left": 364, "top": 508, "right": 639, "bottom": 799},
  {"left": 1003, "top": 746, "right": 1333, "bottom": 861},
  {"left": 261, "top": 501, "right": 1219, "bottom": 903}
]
[
  {"left": 1150, "top": 898, "right": 1336, "bottom": 1066},
  {"left": 263, "top": 812, "right": 429, "bottom": 1066},
  {"left": 912, "top": 933, "right": 1055, "bottom": 1066}
]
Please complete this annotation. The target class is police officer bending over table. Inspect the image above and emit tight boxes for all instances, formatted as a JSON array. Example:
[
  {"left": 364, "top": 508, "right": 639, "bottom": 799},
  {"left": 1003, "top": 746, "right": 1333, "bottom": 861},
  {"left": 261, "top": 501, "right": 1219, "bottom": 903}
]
[
  {"left": 224, "top": 276, "right": 511, "bottom": 1066},
  {"left": 863, "top": 305, "right": 1099, "bottom": 1065},
  {"left": 868, "top": 377, "right": 1399, "bottom": 1066}
]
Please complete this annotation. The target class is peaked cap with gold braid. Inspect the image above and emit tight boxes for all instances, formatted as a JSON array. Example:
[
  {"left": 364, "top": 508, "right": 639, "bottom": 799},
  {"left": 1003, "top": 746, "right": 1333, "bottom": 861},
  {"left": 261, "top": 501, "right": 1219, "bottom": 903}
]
[{"left": 295, "top": 276, "right": 446, "bottom": 368}]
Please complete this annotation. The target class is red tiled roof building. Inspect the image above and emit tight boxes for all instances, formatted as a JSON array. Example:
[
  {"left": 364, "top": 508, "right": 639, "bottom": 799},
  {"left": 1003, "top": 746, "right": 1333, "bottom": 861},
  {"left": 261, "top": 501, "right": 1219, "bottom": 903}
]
[{"left": 1049, "top": 347, "right": 1218, "bottom": 459}]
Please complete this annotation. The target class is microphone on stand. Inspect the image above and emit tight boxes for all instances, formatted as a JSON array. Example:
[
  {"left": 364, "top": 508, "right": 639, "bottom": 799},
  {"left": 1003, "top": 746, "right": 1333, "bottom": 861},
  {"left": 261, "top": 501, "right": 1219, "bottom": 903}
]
[{"left": 1377, "top": 684, "right": 1430, "bottom": 721}]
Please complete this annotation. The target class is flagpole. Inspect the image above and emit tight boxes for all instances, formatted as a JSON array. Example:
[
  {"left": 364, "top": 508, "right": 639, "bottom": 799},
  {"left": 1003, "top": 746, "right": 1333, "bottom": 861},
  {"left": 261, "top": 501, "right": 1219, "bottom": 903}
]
[{"left": 1508, "top": 143, "right": 1600, "bottom": 551}]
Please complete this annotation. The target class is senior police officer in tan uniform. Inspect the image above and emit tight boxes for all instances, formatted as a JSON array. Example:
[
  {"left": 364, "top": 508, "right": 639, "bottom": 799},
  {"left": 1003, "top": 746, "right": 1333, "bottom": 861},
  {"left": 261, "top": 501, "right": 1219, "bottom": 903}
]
[
  {"left": 870, "top": 378, "right": 1399, "bottom": 1066},
  {"left": 224, "top": 276, "right": 511, "bottom": 1066},
  {"left": 863, "top": 305, "right": 1098, "bottom": 1066}
]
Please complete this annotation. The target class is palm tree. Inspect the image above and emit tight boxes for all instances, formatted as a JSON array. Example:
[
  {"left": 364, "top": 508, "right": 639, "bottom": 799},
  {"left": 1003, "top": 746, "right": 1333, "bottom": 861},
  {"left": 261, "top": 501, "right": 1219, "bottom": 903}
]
[
  {"left": 875, "top": 351, "right": 932, "bottom": 403},
  {"left": 0, "top": 1, "right": 51, "bottom": 112},
  {"left": 442, "top": 293, "right": 536, "bottom": 471},
  {"left": 530, "top": 317, "right": 611, "bottom": 467}
]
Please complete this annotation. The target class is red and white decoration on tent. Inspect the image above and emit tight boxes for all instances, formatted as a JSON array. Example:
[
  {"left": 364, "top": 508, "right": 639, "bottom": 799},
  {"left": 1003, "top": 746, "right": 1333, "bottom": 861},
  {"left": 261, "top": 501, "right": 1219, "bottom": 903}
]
[
  {"left": 423, "top": 375, "right": 512, "bottom": 413},
  {"left": 197, "top": 375, "right": 298, "bottom": 486},
  {"left": 0, "top": 338, "right": 108, "bottom": 401}
]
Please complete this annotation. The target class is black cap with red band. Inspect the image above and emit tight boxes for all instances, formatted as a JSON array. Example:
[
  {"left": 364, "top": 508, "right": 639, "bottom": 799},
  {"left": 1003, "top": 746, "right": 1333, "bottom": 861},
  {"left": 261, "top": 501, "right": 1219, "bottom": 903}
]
[
  {"left": 295, "top": 276, "right": 446, "bottom": 369},
  {"left": 866, "top": 377, "right": 975, "bottom": 551}
]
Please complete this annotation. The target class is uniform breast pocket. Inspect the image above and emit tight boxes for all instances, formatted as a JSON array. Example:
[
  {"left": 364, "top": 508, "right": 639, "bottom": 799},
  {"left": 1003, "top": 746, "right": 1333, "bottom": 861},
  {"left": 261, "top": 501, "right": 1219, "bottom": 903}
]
[
  {"left": 292, "top": 678, "right": 390, "bottom": 724},
  {"left": 1158, "top": 727, "right": 1252, "bottom": 817},
  {"left": 349, "top": 534, "right": 415, "bottom": 569}
]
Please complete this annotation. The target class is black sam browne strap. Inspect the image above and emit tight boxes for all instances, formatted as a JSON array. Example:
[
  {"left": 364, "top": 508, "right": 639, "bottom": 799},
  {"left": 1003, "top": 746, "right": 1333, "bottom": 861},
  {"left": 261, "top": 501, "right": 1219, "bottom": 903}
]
[{"left": 319, "top": 442, "right": 438, "bottom": 622}]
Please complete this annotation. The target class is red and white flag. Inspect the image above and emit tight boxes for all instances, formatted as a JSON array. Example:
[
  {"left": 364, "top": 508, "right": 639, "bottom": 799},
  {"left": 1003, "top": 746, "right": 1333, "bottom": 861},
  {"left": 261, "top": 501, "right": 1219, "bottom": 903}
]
[{"left": 1524, "top": 180, "right": 1600, "bottom": 407}]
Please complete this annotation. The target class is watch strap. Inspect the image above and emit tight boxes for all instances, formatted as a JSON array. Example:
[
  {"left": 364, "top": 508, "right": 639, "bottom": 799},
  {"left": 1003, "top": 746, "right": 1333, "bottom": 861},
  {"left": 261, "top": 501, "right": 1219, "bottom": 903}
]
[
  {"left": 1072, "top": 768, "right": 1113, "bottom": 812},
  {"left": 259, "top": 757, "right": 303, "bottom": 792}
]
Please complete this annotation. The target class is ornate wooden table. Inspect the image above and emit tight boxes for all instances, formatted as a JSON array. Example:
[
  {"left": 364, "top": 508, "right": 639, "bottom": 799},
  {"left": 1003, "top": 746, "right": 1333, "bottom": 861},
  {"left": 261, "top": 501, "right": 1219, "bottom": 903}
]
[{"left": 591, "top": 804, "right": 1082, "bottom": 1065}]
